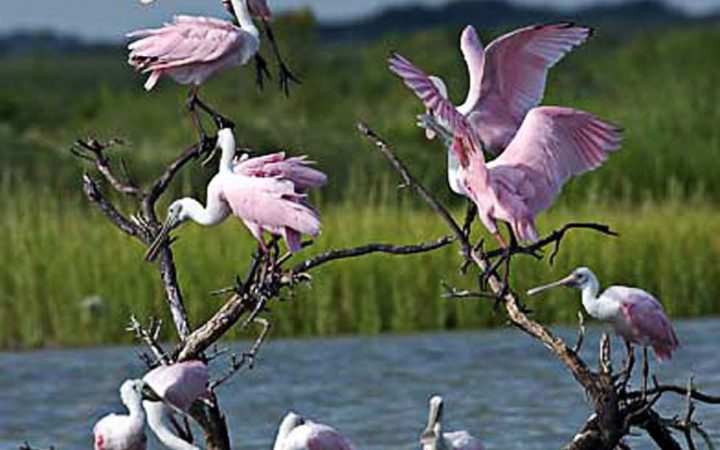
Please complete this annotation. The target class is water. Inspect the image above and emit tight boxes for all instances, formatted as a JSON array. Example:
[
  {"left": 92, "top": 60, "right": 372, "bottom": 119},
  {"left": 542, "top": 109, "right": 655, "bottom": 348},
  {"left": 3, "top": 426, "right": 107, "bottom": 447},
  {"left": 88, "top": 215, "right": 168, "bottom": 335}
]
[{"left": 1, "top": 319, "right": 718, "bottom": 450}]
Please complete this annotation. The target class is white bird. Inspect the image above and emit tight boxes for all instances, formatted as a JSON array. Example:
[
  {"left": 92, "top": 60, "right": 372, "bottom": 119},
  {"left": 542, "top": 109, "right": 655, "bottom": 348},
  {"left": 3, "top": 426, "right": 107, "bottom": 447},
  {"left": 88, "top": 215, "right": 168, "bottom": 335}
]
[
  {"left": 93, "top": 379, "right": 152, "bottom": 450},
  {"left": 273, "top": 411, "right": 356, "bottom": 450},
  {"left": 420, "top": 396, "right": 485, "bottom": 450},
  {"left": 140, "top": 361, "right": 211, "bottom": 450}
]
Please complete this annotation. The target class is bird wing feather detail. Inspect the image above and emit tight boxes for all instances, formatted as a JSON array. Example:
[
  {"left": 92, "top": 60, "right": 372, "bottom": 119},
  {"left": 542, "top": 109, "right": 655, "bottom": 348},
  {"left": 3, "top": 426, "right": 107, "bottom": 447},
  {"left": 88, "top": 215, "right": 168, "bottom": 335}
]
[{"left": 477, "top": 22, "right": 591, "bottom": 122}]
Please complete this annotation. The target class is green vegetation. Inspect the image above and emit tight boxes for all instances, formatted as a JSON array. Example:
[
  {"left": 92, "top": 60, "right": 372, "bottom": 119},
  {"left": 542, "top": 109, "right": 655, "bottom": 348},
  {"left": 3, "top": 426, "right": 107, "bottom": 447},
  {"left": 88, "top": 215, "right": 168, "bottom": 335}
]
[{"left": 1, "top": 17, "right": 719, "bottom": 348}]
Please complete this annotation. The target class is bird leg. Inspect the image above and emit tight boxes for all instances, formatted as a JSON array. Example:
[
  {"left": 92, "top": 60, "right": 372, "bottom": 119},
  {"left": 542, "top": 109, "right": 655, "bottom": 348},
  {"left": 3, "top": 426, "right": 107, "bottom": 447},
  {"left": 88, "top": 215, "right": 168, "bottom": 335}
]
[
  {"left": 641, "top": 347, "right": 649, "bottom": 400},
  {"left": 618, "top": 340, "right": 635, "bottom": 394},
  {"left": 461, "top": 202, "right": 477, "bottom": 240},
  {"left": 186, "top": 85, "right": 212, "bottom": 155},
  {"left": 254, "top": 53, "right": 272, "bottom": 91},
  {"left": 262, "top": 18, "right": 301, "bottom": 97}
]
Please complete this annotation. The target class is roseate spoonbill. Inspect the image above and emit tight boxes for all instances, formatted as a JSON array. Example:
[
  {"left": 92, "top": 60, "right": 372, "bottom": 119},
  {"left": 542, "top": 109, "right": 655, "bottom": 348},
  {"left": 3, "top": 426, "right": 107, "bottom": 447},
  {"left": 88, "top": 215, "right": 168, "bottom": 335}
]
[
  {"left": 420, "top": 396, "right": 485, "bottom": 450},
  {"left": 273, "top": 411, "right": 356, "bottom": 450},
  {"left": 389, "top": 22, "right": 590, "bottom": 157},
  {"left": 412, "top": 99, "right": 621, "bottom": 246},
  {"left": 93, "top": 379, "right": 161, "bottom": 450},
  {"left": 128, "top": 0, "right": 273, "bottom": 143},
  {"left": 142, "top": 361, "right": 211, "bottom": 450},
  {"left": 527, "top": 267, "right": 679, "bottom": 361},
  {"left": 145, "top": 124, "right": 325, "bottom": 261}
]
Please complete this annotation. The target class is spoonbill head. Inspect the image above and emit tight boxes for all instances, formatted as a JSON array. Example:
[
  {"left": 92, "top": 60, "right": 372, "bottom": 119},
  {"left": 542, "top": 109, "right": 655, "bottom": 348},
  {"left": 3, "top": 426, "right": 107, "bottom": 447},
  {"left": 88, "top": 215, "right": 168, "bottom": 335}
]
[
  {"left": 93, "top": 379, "right": 161, "bottom": 450},
  {"left": 528, "top": 267, "right": 679, "bottom": 361}
]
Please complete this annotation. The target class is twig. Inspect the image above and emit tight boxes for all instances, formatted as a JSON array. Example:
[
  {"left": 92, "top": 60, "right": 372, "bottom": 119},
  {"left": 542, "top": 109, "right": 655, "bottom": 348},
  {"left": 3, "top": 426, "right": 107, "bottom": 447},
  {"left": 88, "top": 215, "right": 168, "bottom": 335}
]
[
  {"left": 209, "top": 318, "right": 271, "bottom": 390},
  {"left": 440, "top": 281, "right": 496, "bottom": 300},
  {"left": 292, "top": 236, "right": 453, "bottom": 274},
  {"left": 144, "top": 141, "right": 205, "bottom": 218},
  {"left": 82, "top": 174, "right": 143, "bottom": 239},
  {"left": 72, "top": 138, "right": 142, "bottom": 198},
  {"left": 357, "top": 123, "right": 470, "bottom": 253},
  {"left": 127, "top": 315, "right": 170, "bottom": 365}
]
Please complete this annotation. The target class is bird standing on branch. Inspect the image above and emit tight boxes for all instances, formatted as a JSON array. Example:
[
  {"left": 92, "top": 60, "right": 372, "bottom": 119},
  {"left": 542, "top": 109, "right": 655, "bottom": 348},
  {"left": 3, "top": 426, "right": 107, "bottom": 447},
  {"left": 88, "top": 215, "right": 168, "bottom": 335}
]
[
  {"left": 146, "top": 122, "right": 325, "bottom": 261},
  {"left": 142, "top": 361, "right": 211, "bottom": 450},
  {"left": 528, "top": 267, "right": 679, "bottom": 386}
]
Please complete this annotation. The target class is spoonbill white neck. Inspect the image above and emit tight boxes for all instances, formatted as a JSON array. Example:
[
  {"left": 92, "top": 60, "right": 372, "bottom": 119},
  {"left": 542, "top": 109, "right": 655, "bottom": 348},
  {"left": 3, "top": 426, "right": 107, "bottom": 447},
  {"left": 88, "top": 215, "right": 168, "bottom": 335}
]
[
  {"left": 144, "top": 402, "right": 201, "bottom": 450},
  {"left": 171, "top": 196, "right": 229, "bottom": 228},
  {"left": 230, "top": 0, "right": 259, "bottom": 37},
  {"left": 216, "top": 127, "right": 237, "bottom": 173},
  {"left": 273, "top": 412, "right": 304, "bottom": 450},
  {"left": 119, "top": 379, "right": 146, "bottom": 419}
]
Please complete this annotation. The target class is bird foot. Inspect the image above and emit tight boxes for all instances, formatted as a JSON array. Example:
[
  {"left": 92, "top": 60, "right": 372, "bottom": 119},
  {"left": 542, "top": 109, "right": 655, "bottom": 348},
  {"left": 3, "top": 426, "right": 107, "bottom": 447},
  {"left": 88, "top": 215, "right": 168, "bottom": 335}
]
[
  {"left": 254, "top": 53, "right": 271, "bottom": 91},
  {"left": 278, "top": 61, "right": 301, "bottom": 97}
]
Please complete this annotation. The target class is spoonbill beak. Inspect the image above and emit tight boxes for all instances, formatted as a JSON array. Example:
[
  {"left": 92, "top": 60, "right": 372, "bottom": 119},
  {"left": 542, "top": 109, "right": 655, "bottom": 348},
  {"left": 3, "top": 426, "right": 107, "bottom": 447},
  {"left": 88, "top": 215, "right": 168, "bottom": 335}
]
[
  {"left": 145, "top": 211, "right": 180, "bottom": 262},
  {"left": 141, "top": 383, "right": 163, "bottom": 402},
  {"left": 527, "top": 273, "right": 580, "bottom": 296}
]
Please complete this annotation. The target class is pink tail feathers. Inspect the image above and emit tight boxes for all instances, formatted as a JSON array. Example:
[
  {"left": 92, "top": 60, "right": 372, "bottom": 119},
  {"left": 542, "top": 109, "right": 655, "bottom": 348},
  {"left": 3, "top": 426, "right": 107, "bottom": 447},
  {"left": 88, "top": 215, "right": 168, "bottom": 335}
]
[{"left": 512, "top": 216, "right": 540, "bottom": 243}]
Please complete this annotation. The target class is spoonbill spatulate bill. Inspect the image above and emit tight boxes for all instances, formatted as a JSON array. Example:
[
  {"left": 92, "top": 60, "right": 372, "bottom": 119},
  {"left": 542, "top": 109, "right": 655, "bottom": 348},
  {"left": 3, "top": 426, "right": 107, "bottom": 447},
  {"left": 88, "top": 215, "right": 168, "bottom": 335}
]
[
  {"left": 273, "top": 411, "right": 356, "bottom": 450},
  {"left": 389, "top": 22, "right": 591, "bottom": 156},
  {"left": 421, "top": 396, "right": 485, "bottom": 450},
  {"left": 142, "top": 361, "right": 211, "bottom": 450},
  {"left": 93, "top": 379, "right": 161, "bottom": 450},
  {"left": 527, "top": 267, "right": 679, "bottom": 361},
  {"left": 145, "top": 124, "right": 325, "bottom": 261}
]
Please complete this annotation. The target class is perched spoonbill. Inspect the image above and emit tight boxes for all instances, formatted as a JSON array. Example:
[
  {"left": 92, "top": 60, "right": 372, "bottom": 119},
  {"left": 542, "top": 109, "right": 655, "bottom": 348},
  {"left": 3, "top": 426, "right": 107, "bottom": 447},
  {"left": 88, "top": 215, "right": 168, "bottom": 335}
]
[
  {"left": 420, "top": 396, "right": 485, "bottom": 450},
  {"left": 389, "top": 22, "right": 591, "bottom": 160},
  {"left": 273, "top": 411, "right": 356, "bottom": 450},
  {"left": 93, "top": 379, "right": 159, "bottom": 450},
  {"left": 128, "top": 0, "right": 268, "bottom": 141},
  {"left": 145, "top": 124, "right": 325, "bottom": 261},
  {"left": 527, "top": 267, "right": 679, "bottom": 361},
  {"left": 142, "top": 361, "right": 211, "bottom": 450},
  {"left": 408, "top": 98, "right": 621, "bottom": 245},
  {"left": 128, "top": 0, "right": 263, "bottom": 92}
]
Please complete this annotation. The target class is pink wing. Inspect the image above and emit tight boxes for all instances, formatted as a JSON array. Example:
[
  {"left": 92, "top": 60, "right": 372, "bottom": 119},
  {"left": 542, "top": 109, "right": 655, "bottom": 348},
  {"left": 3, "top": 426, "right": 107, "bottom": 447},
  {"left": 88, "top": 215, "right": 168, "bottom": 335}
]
[
  {"left": 143, "top": 361, "right": 210, "bottom": 411},
  {"left": 388, "top": 53, "right": 476, "bottom": 143},
  {"left": 307, "top": 429, "right": 356, "bottom": 450},
  {"left": 620, "top": 290, "right": 679, "bottom": 361},
  {"left": 127, "top": 16, "right": 247, "bottom": 89},
  {"left": 474, "top": 22, "right": 591, "bottom": 123},
  {"left": 490, "top": 106, "right": 621, "bottom": 213},
  {"left": 234, "top": 152, "right": 327, "bottom": 191},
  {"left": 222, "top": 176, "right": 321, "bottom": 238}
]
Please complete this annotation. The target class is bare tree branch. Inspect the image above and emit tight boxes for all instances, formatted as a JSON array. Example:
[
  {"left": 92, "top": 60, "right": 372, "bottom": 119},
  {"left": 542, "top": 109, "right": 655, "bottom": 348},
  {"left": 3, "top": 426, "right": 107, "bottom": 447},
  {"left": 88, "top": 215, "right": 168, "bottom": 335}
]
[{"left": 292, "top": 236, "right": 454, "bottom": 274}]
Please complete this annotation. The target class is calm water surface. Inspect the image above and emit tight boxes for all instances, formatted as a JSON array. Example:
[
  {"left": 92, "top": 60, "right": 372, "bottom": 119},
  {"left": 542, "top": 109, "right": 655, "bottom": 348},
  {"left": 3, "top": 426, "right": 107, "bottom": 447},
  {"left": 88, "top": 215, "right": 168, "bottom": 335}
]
[{"left": 1, "top": 319, "right": 719, "bottom": 450}]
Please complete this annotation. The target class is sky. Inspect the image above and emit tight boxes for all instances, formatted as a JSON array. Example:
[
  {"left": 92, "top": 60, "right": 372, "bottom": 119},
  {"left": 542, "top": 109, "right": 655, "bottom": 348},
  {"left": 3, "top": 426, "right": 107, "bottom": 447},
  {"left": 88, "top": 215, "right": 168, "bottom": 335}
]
[{"left": 1, "top": 0, "right": 719, "bottom": 41}]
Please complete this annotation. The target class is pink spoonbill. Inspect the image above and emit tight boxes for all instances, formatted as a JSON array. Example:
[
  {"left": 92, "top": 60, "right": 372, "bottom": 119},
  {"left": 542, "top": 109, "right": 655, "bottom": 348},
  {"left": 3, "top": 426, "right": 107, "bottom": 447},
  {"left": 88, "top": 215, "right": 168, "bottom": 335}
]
[
  {"left": 273, "top": 411, "right": 356, "bottom": 450},
  {"left": 93, "top": 379, "right": 161, "bottom": 450},
  {"left": 404, "top": 98, "right": 621, "bottom": 246},
  {"left": 142, "top": 361, "right": 211, "bottom": 450},
  {"left": 145, "top": 121, "right": 325, "bottom": 261},
  {"left": 389, "top": 21, "right": 591, "bottom": 159},
  {"left": 527, "top": 267, "right": 679, "bottom": 371},
  {"left": 421, "top": 396, "right": 485, "bottom": 450}
]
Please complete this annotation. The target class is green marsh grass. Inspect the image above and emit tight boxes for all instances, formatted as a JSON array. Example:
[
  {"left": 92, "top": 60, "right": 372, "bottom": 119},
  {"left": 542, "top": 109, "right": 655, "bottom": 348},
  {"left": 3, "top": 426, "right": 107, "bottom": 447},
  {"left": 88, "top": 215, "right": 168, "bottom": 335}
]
[
  {"left": 2, "top": 178, "right": 719, "bottom": 349},
  {"left": 1, "top": 21, "right": 720, "bottom": 348}
]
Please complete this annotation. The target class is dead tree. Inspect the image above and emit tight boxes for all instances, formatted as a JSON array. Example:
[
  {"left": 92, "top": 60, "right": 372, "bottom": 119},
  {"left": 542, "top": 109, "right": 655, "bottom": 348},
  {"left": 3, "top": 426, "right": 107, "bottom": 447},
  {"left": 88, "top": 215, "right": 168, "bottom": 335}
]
[
  {"left": 357, "top": 123, "right": 719, "bottom": 450},
  {"left": 70, "top": 132, "right": 453, "bottom": 450}
]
